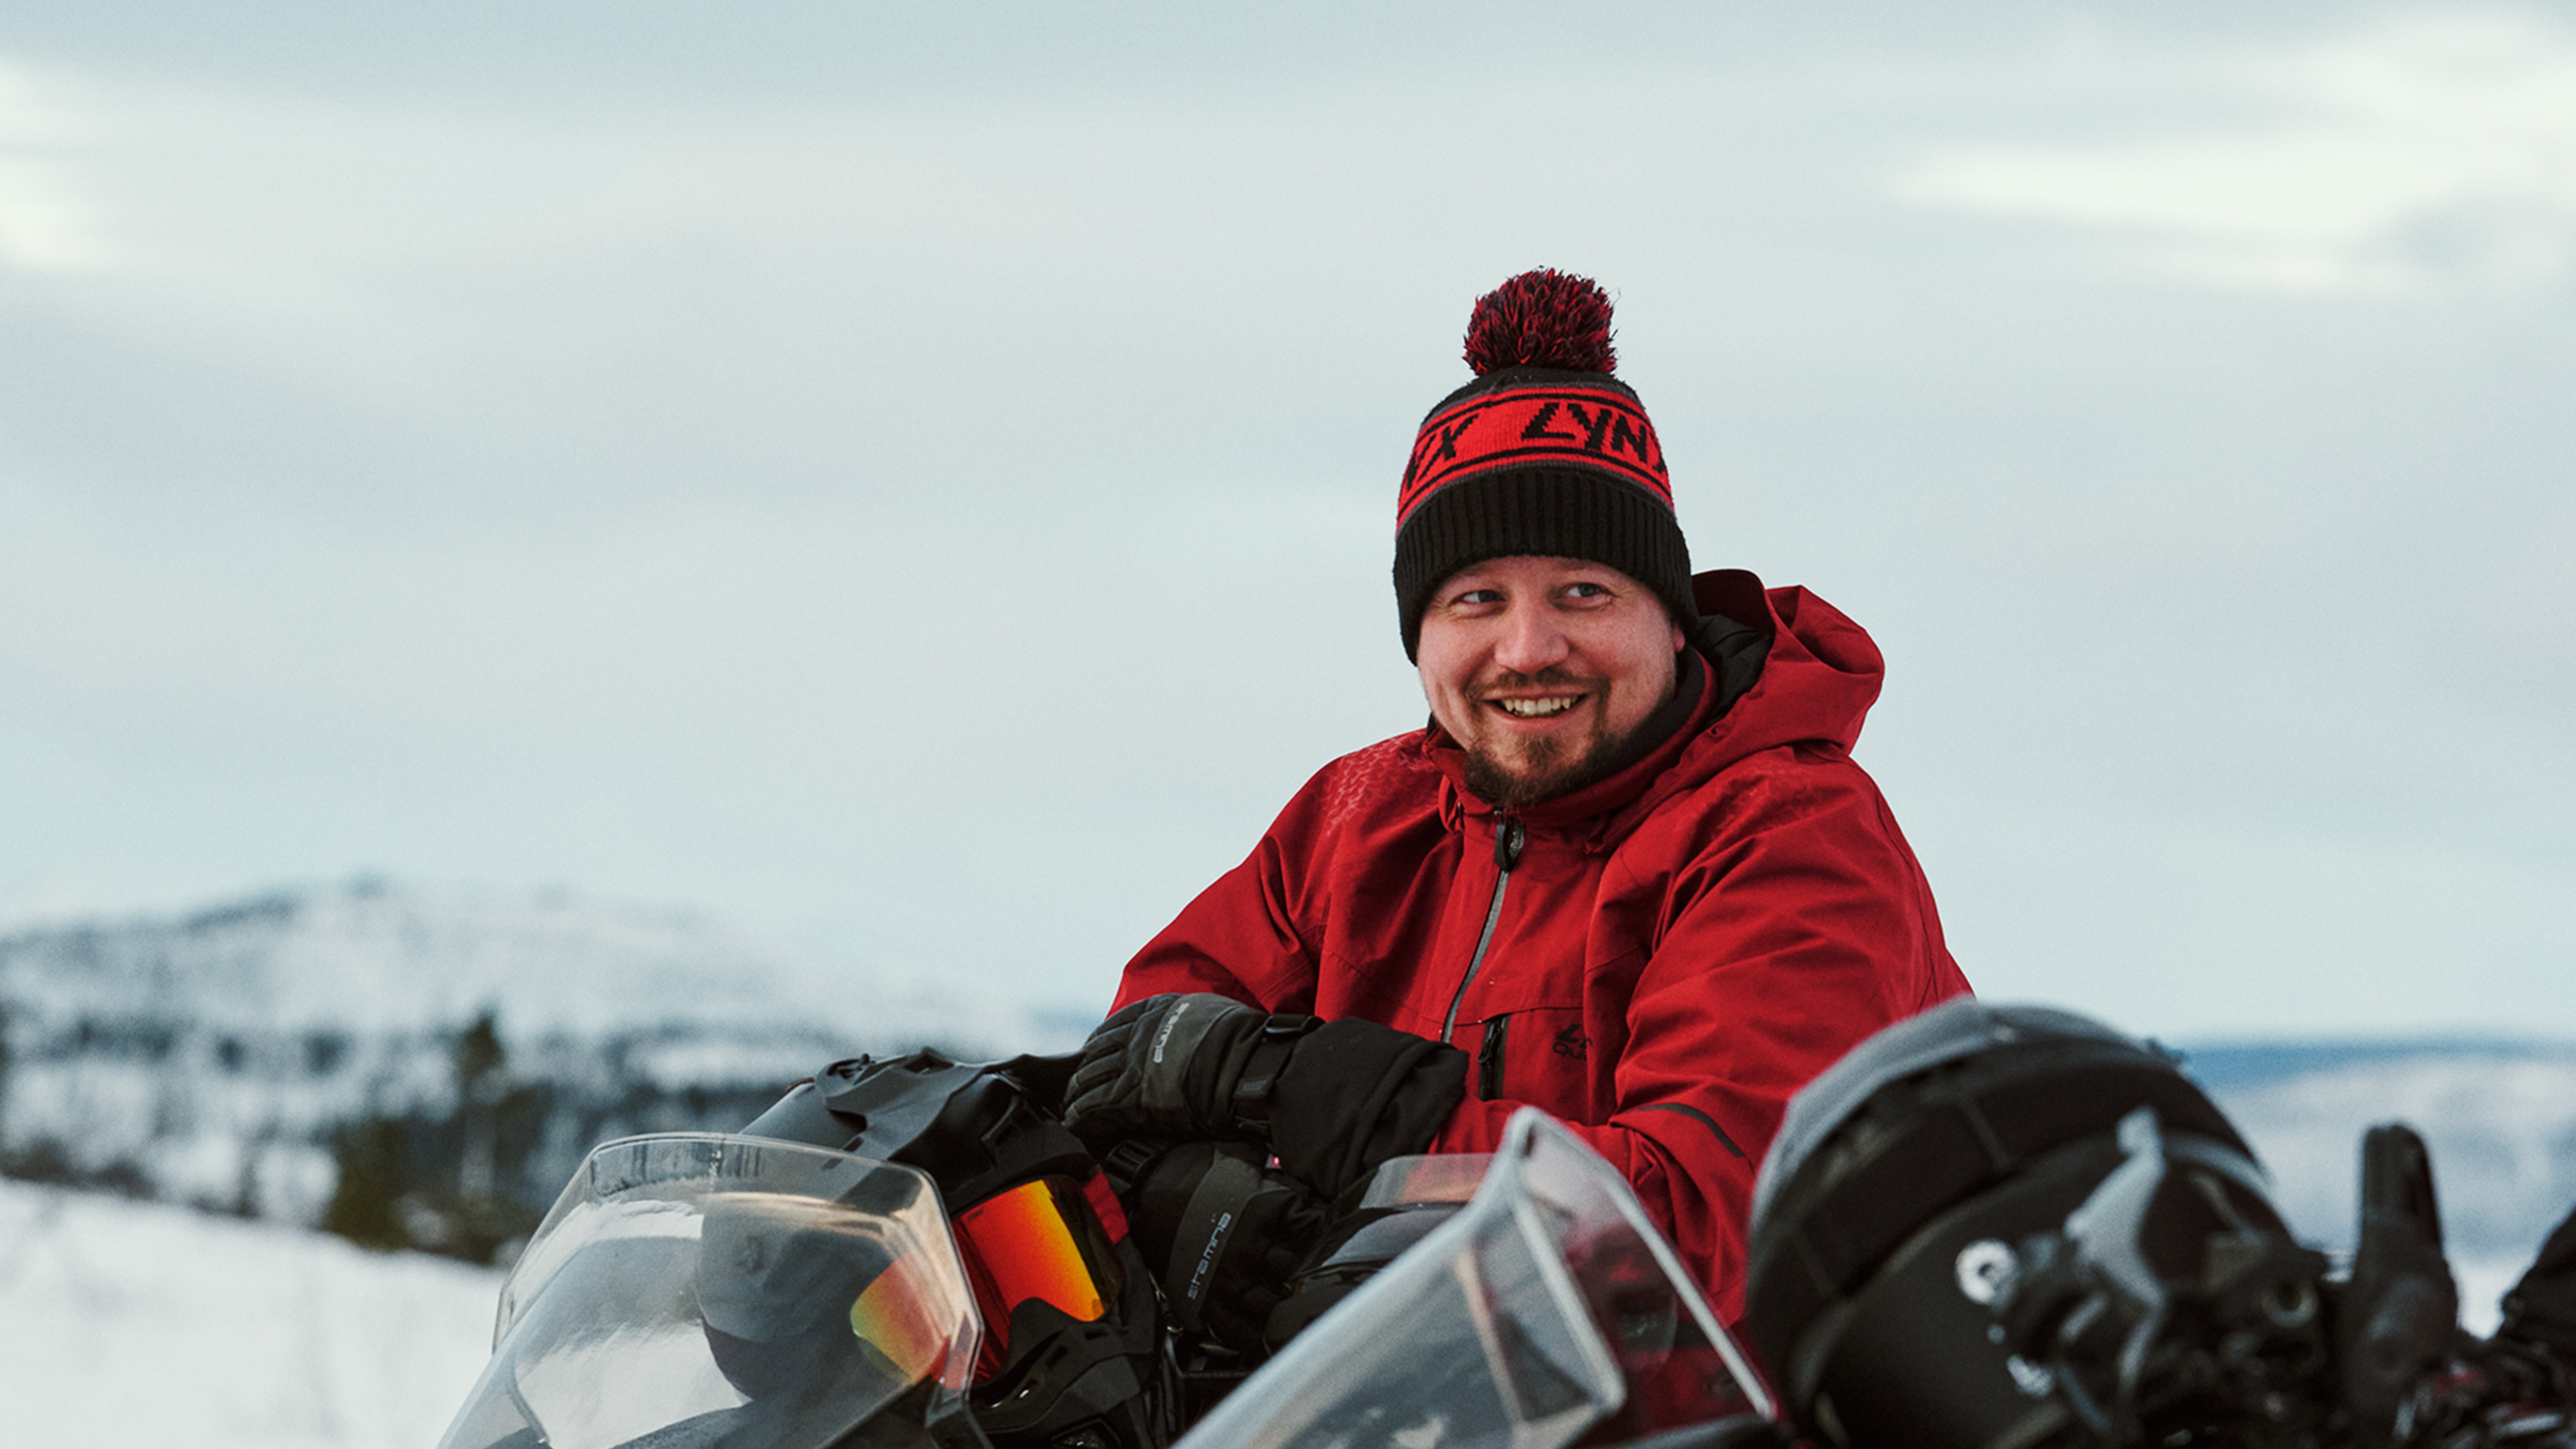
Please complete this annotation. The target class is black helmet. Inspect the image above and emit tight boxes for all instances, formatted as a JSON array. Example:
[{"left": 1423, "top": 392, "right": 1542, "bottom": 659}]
[
  {"left": 744, "top": 1050, "right": 1175, "bottom": 1449},
  {"left": 1741, "top": 1000, "right": 2291, "bottom": 1449}
]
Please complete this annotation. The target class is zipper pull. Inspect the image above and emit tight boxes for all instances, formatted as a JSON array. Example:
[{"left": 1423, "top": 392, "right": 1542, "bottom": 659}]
[
  {"left": 1478, "top": 1016, "right": 1509, "bottom": 1100},
  {"left": 1494, "top": 817, "right": 1526, "bottom": 871}
]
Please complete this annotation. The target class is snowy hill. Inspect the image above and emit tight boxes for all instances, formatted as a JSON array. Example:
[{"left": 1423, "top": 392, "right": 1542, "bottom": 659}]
[
  {"left": 0, "top": 881, "right": 1081, "bottom": 1246},
  {"left": 0, "top": 876, "right": 1061, "bottom": 1045}
]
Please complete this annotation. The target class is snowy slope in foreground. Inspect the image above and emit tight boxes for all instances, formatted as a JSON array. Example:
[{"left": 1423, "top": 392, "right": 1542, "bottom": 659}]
[{"left": 0, "top": 1179, "right": 501, "bottom": 1449}]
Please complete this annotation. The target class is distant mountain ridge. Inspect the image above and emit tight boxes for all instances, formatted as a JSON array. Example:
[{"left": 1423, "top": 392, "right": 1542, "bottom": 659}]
[
  {"left": 2180, "top": 1036, "right": 2576, "bottom": 1092},
  {"left": 0, "top": 876, "right": 1048, "bottom": 1044},
  {"left": 0, "top": 879, "right": 1078, "bottom": 1257}
]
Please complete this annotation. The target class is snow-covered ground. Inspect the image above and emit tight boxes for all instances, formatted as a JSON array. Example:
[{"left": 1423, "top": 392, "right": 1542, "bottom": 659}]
[{"left": 0, "top": 1178, "right": 501, "bottom": 1449}]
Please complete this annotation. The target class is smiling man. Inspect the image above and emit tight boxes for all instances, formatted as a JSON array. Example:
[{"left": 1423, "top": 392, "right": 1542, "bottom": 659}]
[
  {"left": 1417, "top": 553, "right": 1687, "bottom": 809},
  {"left": 1063, "top": 270, "right": 1968, "bottom": 1332}
]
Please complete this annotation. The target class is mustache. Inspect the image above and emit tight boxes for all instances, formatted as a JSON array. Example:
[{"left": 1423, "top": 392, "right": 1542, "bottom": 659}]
[{"left": 1469, "top": 666, "right": 1601, "bottom": 698}]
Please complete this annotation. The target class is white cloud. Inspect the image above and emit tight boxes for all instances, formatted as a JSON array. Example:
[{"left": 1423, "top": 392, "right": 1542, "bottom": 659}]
[
  {"left": 0, "top": 60, "right": 108, "bottom": 271},
  {"left": 1894, "top": 12, "right": 2576, "bottom": 294}
]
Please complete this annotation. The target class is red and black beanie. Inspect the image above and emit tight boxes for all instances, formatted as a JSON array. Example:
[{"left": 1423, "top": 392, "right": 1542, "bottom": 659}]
[{"left": 1393, "top": 268, "right": 1695, "bottom": 659}]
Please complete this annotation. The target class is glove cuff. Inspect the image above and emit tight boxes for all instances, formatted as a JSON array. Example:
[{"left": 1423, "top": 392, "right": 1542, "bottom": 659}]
[{"left": 1268, "top": 1018, "right": 1467, "bottom": 1198}]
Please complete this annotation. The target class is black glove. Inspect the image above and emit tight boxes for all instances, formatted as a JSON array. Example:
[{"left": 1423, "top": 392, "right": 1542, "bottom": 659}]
[
  {"left": 1064, "top": 993, "right": 1469, "bottom": 1199},
  {"left": 1125, "top": 1140, "right": 1330, "bottom": 1355},
  {"left": 1062, "top": 993, "right": 1308, "bottom": 1145}
]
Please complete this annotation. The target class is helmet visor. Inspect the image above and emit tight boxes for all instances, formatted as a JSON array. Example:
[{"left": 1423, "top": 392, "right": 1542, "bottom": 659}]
[{"left": 434, "top": 1134, "right": 982, "bottom": 1449}]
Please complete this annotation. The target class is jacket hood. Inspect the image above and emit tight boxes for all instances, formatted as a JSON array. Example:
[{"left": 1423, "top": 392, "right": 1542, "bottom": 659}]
[
  {"left": 1420, "top": 568, "right": 1888, "bottom": 841},
  {"left": 1680, "top": 569, "right": 1883, "bottom": 771}
]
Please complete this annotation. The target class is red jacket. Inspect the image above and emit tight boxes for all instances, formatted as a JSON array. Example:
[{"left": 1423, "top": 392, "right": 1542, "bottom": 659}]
[{"left": 1110, "top": 571, "right": 1969, "bottom": 1315}]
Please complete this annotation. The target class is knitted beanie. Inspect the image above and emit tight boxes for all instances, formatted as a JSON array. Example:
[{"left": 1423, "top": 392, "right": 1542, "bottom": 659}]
[{"left": 1393, "top": 269, "right": 1694, "bottom": 660}]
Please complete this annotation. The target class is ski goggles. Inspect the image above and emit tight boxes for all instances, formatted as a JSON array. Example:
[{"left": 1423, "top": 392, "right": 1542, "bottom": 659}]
[{"left": 949, "top": 1172, "right": 1130, "bottom": 1382}]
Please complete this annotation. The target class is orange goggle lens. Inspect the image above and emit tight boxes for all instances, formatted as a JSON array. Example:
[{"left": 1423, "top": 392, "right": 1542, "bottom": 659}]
[{"left": 952, "top": 1178, "right": 1114, "bottom": 1379}]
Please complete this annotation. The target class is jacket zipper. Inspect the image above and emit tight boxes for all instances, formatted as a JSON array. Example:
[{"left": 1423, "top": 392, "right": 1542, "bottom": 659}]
[
  {"left": 1478, "top": 1015, "right": 1509, "bottom": 1099},
  {"left": 1441, "top": 818, "right": 1524, "bottom": 1043}
]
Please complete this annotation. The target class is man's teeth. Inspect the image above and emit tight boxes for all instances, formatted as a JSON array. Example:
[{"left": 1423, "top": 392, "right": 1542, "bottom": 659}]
[{"left": 1497, "top": 697, "right": 1578, "bottom": 718}]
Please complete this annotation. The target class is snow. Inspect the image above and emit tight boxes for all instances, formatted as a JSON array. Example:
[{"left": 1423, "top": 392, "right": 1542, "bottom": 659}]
[{"left": 0, "top": 1178, "right": 501, "bottom": 1449}]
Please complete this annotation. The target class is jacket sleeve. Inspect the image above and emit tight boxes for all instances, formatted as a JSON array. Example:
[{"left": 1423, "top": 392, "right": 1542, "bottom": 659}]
[
  {"left": 1429, "top": 749, "right": 1971, "bottom": 1321},
  {"left": 1107, "top": 768, "right": 1336, "bottom": 1017}
]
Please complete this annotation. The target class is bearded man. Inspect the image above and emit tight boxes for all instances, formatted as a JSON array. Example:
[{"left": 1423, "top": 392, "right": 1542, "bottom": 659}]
[{"left": 1062, "top": 270, "right": 1969, "bottom": 1335}]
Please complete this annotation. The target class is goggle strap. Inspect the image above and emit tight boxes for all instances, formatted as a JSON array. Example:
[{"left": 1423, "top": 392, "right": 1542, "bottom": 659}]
[{"left": 1081, "top": 1168, "right": 1131, "bottom": 1245}]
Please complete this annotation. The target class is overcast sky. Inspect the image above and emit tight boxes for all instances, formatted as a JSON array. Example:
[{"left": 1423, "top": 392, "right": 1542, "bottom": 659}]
[{"left": 4, "top": 2, "right": 2572, "bottom": 1041}]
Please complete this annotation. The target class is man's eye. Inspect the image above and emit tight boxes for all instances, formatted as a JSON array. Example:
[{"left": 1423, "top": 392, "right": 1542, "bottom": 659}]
[
  {"left": 1453, "top": 589, "right": 1504, "bottom": 606},
  {"left": 1564, "top": 582, "right": 1609, "bottom": 599}
]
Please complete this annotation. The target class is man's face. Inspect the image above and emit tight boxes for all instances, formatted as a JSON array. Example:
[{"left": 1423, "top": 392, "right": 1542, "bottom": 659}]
[{"left": 1415, "top": 555, "right": 1686, "bottom": 810}]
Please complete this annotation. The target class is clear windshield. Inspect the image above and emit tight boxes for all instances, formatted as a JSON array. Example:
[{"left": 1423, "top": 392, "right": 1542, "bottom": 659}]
[
  {"left": 434, "top": 1134, "right": 986, "bottom": 1449},
  {"left": 1177, "top": 1109, "right": 1775, "bottom": 1449}
]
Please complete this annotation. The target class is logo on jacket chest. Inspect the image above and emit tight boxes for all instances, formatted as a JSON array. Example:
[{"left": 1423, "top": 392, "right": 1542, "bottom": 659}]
[{"left": 1552, "top": 1024, "right": 1590, "bottom": 1060}]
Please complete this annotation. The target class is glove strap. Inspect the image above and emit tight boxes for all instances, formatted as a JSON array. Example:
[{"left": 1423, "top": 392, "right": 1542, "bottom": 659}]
[{"left": 1229, "top": 1014, "right": 1318, "bottom": 1138}]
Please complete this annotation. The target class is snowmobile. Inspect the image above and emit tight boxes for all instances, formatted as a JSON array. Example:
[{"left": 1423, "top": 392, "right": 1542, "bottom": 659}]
[{"left": 429, "top": 1050, "right": 1778, "bottom": 1449}]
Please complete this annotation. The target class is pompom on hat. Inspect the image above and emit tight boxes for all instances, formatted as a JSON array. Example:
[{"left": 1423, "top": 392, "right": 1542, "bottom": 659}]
[{"left": 1393, "top": 268, "right": 1695, "bottom": 659}]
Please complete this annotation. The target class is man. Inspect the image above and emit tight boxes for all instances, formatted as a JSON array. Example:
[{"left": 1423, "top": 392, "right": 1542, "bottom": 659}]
[{"left": 1063, "top": 269, "right": 1968, "bottom": 1329}]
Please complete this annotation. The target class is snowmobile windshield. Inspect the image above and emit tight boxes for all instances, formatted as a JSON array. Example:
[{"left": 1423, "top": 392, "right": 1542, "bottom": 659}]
[
  {"left": 1177, "top": 1108, "right": 1775, "bottom": 1449},
  {"left": 434, "top": 1134, "right": 986, "bottom": 1449}
]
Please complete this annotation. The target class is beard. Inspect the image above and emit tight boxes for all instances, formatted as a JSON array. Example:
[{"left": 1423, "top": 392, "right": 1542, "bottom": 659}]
[{"left": 1455, "top": 671, "right": 1645, "bottom": 811}]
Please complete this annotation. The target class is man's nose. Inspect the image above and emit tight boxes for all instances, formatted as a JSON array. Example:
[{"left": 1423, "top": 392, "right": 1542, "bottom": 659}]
[{"left": 1491, "top": 602, "right": 1572, "bottom": 674}]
